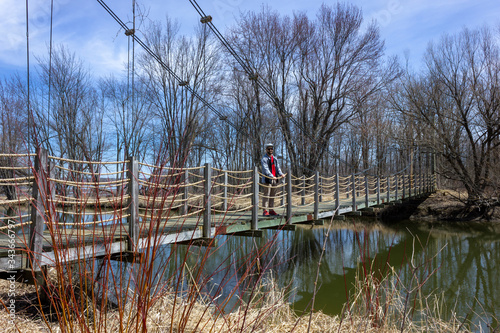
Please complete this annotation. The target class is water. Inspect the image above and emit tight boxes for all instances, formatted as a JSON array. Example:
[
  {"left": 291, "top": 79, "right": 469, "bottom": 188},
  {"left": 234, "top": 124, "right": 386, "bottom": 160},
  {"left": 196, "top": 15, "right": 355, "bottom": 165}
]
[{"left": 161, "top": 218, "right": 499, "bottom": 331}]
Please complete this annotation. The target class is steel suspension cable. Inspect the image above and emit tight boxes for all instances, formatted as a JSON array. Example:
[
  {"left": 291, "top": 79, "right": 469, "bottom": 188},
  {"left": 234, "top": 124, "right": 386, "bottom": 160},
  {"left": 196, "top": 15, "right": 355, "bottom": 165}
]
[
  {"left": 187, "top": 0, "right": 415, "bottom": 177},
  {"left": 97, "top": 0, "right": 243, "bottom": 136},
  {"left": 187, "top": 0, "right": 340, "bottom": 163}
]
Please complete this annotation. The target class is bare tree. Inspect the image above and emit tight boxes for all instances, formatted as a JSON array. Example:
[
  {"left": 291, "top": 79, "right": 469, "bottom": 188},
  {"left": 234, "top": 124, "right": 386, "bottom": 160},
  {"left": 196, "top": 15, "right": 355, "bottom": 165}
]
[
  {"left": 0, "top": 78, "right": 29, "bottom": 200},
  {"left": 394, "top": 27, "right": 500, "bottom": 206},
  {"left": 33, "top": 45, "right": 108, "bottom": 197},
  {"left": 138, "top": 17, "right": 222, "bottom": 167},
  {"left": 100, "top": 76, "right": 153, "bottom": 163},
  {"left": 230, "top": 4, "right": 392, "bottom": 175}
]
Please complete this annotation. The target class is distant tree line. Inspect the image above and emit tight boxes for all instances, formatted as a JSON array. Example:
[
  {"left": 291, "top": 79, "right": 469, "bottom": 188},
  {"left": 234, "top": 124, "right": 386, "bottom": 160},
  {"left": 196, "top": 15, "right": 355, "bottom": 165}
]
[{"left": 1, "top": 3, "right": 499, "bottom": 207}]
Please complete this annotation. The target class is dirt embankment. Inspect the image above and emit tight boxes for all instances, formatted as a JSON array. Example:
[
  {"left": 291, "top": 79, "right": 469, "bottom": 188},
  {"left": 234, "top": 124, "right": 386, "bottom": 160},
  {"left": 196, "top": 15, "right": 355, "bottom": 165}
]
[{"left": 410, "top": 189, "right": 500, "bottom": 223}]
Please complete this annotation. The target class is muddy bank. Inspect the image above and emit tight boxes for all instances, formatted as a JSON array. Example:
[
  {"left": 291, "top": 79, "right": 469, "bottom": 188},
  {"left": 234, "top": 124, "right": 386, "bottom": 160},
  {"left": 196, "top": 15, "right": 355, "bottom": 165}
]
[
  {"left": 409, "top": 190, "right": 500, "bottom": 222},
  {"left": 377, "top": 190, "right": 500, "bottom": 234}
]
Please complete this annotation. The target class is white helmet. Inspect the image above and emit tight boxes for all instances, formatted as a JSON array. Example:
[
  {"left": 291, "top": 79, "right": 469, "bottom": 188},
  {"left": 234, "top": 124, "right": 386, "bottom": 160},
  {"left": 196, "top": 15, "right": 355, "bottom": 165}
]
[{"left": 264, "top": 143, "right": 274, "bottom": 150}]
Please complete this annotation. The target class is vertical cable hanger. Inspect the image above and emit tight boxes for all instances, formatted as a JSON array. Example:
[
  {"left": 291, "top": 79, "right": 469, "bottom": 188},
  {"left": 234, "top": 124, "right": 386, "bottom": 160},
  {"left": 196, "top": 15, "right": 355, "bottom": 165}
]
[
  {"left": 25, "top": 0, "right": 30, "bottom": 155},
  {"left": 48, "top": 0, "right": 54, "bottom": 153}
]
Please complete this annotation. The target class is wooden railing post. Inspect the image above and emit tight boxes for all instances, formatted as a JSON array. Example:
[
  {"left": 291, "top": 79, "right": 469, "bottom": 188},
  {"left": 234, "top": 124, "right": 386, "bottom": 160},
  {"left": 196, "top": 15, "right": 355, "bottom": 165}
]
[
  {"left": 319, "top": 176, "right": 323, "bottom": 203},
  {"left": 203, "top": 163, "right": 212, "bottom": 238},
  {"left": 301, "top": 175, "right": 306, "bottom": 206},
  {"left": 251, "top": 166, "right": 259, "bottom": 231},
  {"left": 402, "top": 174, "right": 406, "bottom": 199},
  {"left": 419, "top": 174, "right": 422, "bottom": 196},
  {"left": 376, "top": 177, "right": 380, "bottom": 205},
  {"left": 395, "top": 175, "right": 399, "bottom": 201},
  {"left": 182, "top": 169, "right": 189, "bottom": 216},
  {"left": 314, "top": 171, "right": 319, "bottom": 220},
  {"left": 127, "top": 156, "right": 139, "bottom": 251},
  {"left": 29, "top": 148, "right": 48, "bottom": 271},
  {"left": 386, "top": 176, "right": 390, "bottom": 203},
  {"left": 335, "top": 173, "right": 340, "bottom": 213},
  {"left": 286, "top": 170, "right": 292, "bottom": 222},
  {"left": 351, "top": 174, "right": 357, "bottom": 212},
  {"left": 223, "top": 171, "right": 228, "bottom": 212},
  {"left": 364, "top": 175, "right": 369, "bottom": 209}
]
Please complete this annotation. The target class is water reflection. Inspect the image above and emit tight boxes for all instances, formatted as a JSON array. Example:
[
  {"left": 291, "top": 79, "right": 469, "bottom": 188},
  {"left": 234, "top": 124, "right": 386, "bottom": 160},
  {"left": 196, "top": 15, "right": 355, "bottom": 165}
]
[{"left": 149, "top": 219, "right": 499, "bottom": 331}]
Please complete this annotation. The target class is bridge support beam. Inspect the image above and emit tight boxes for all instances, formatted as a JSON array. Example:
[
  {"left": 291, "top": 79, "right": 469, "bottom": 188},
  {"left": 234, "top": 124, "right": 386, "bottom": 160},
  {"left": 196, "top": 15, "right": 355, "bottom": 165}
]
[
  {"left": 251, "top": 166, "right": 259, "bottom": 231},
  {"left": 203, "top": 162, "right": 212, "bottom": 239},
  {"left": 286, "top": 170, "right": 292, "bottom": 222},
  {"left": 335, "top": 174, "right": 340, "bottom": 214},
  {"left": 314, "top": 171, "right": 319, "bottom": 220},
  {"left": 127, "top": 156, "right": 139, "bottom": 252},
  {"left": 351, "top": 174, "right": 357, "bottom": 212}
]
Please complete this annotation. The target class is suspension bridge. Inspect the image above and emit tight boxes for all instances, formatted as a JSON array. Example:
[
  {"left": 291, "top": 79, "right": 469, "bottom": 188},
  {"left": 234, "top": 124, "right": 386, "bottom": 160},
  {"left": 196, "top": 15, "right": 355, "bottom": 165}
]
[{"left": 0, "top": 148, "right": 435, "bottom": 283}]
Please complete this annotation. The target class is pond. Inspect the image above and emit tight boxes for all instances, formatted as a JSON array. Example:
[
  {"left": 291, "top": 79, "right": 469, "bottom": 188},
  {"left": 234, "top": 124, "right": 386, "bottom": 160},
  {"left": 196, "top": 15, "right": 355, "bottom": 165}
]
[{"left": 158, "top": 217, "right": 499, "bottom": 332}]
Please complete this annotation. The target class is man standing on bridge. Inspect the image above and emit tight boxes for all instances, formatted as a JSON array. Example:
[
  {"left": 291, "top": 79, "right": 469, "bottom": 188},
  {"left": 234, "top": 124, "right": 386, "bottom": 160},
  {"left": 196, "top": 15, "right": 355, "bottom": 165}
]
[{"left": 261, "top": 143, "right": 285, "bottom": 216}]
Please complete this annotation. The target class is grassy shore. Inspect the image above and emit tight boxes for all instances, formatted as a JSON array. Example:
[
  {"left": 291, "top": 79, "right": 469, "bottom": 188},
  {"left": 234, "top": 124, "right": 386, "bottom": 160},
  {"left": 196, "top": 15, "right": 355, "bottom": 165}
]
[{"left": 0, "top": 270, "right": 471, "bottom": 333}]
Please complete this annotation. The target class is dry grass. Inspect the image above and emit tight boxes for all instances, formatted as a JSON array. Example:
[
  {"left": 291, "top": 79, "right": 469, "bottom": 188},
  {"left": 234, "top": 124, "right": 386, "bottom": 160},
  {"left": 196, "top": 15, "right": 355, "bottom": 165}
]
[{"left": 0, "top": 273, "right": 469, "bottom": 333}]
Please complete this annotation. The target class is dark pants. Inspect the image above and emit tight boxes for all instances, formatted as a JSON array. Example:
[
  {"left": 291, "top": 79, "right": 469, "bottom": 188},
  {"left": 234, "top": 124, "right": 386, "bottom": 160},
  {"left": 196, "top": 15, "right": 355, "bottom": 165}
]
[{"left": 262, "top": 179, "right": 278, "bottom": 210}]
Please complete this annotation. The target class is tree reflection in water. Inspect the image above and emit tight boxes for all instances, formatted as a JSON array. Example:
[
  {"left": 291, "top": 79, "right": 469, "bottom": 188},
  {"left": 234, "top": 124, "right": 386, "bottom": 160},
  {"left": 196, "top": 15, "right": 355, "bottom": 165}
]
[{"left": 141, "top": 219, "right": 499, "bottom": 330}]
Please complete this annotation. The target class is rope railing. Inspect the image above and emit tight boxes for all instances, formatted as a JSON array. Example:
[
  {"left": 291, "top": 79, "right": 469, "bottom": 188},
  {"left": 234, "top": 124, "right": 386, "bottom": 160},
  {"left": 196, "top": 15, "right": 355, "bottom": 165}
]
[{"left": 1, "top": 148, "right": 435, "bottom": 269}]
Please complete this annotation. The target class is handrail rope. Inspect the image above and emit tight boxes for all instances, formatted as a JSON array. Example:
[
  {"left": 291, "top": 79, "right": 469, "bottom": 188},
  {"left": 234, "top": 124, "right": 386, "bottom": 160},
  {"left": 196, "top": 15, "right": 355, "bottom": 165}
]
[
  {"left": 0, "top": 166, "right": 31, "bottom": 170},
  {"left": 0, "top": 175, "right": 34, "bottom": 182},
  {"left": 301, "top": 192, "right": 316, "bottom": 199},
  {"left": 188, "top": 171, "right": 204, "bottom": 178},
  {"left": 0, "top": 181, "right": 32, "bottom": 187},
  {"left": 297, "top": 183, "right": 316, "bottom": 190},
  {"left": 320, "top": 174, "right": 336, "bottom": 181},
  {"left": 321, "top": 183, "right": 336, "bottom": 190},
  {"left": 138, "top": 195, "right": 187, "bottom": 205},
  {"left": 186, "top": 193, "right": 205, "bottom": 201},
  {"left": 0, "top": 153, "right": 35, "bottom": 157},
  {"left": 212, "top": 167, "right": 252, "bottom": 173},
  {"left": 52, "top": 208, "right": 125, "bottom": 216},
  {"left": 226, "top": 169, "right": 253, "bottom": 175},
  {"left": 227, "top": 174, "right": 253, "bottom": 181},
  {"left": 138, "top": 178, "right": 186, "bottom": 188},
  {"left": 54, "top": 193, "right": 130, "bottom": 200},
  {"left": 0, "top": 197, "right": 32, "bottom": 205},
  {"left": 211, "top": 192, "right": 253, "bottom": 200},
  {"left": 47, "top": 178, "right": 128, "bottom": 187},
  {"left": 0, "top": 220, "right": 32, "bottom": 230},
  {"left": 259, "top": 182, "right": 286, "bottom": 190},
  {"left": 139, "top": 178, "right": 203, "bottom": 188},
  {"left": 174, "top": 209, "right": 204, "bottom": 219},
  {"left": 213, "top": 182, "right": 252, "bottom": 189},
  {"left": 137, "top": 162, "right": 203, "bottom": 171},
  {"left": 50, "top": 214, "right": 130, "bottom": 226},
  {"left": 50, "top": 196, "right": 130, "bottom": 205},
  {"left": 54, "top": 164, "right": 126, "bottom": 176},
  {"left": 0, "top": 214, "right": 30, "bottom": 221},
  {"left": 213, "top": 205, "right": 253, "bottom": 213},
  {"left": 211, "top": 173, "right": 223, "bottom": 180},
  {"left": 49, "top": 155, "right": 128, "bottom": 165},
  {"left": 139, "top": 170, "right": 184, "bottom": 178}
]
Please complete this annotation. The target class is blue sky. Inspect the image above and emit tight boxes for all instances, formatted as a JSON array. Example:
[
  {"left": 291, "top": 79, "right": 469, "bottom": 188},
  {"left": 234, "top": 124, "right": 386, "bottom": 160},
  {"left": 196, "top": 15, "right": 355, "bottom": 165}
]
[{"left": 1, "top": 0, "right": 499, "bottom": 78}]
